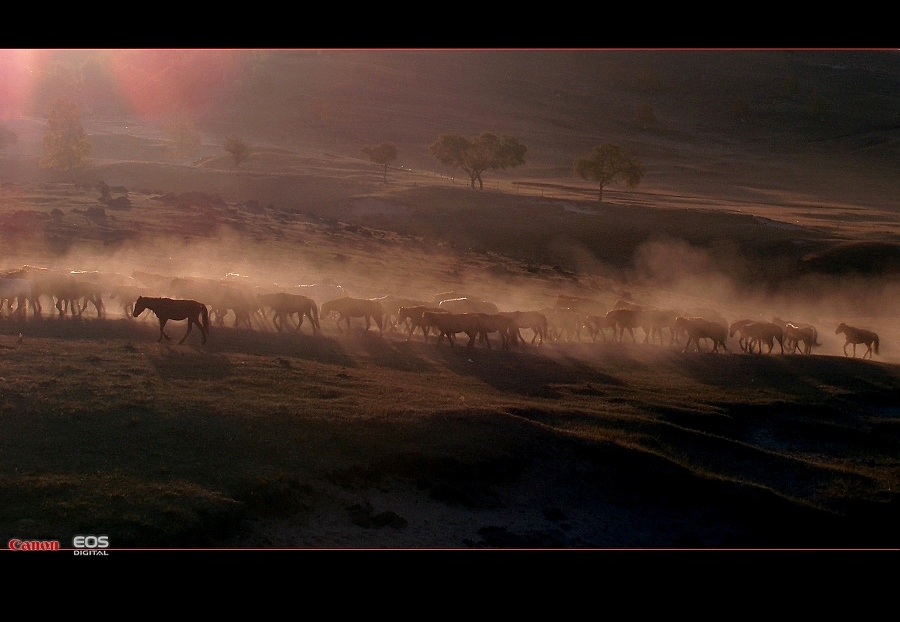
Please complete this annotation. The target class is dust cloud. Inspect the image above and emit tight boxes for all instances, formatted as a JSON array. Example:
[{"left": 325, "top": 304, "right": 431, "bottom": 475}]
[{"left": 2, "top": 219, "right": 898, "bottom": 363}]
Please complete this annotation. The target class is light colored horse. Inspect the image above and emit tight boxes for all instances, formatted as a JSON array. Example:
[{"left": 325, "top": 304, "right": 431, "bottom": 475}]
[
  {"left": 738, "top": 321, "right": 785, "bottom": 354},
  {"left": 320, "top": 297, "right": 384, "bottom": 334},
  {"left": 773, "top": 317, "right": 818, "bottom": 353},
  {"left": 835, "top": 323, "right": 880, "bottom": 359},
  {"left": 674, "top": 316, "right": 729, "bottom": 353},
  {"left": 783, "top": 323, "right": 821, "bottom": 355}
]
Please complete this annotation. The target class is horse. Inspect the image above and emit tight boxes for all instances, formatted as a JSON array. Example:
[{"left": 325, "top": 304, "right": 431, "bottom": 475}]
[
  {"left": 545, "top": 307, "right": 583, "bottom": 342},
  {"left": 728, "top": 319, "right": 758, "bottom": 352},
  {"left": 0, "top": 277, "right": 34, "bottom": 319},
  {"left": 773, "top": 317, "right": 819, "bottom": 353},
  {"left": 372, "top": 295, "right": 430, "bottom": 332},
  {"left": 43, "top": 276, "right": 105, "bottom": 319},
  {"left": 109, "top": 284, "right": 147, "bottom": 318},
  {"left": 208, "top": 284, "right": 257, "bottom": 330},
  {"left": 613, "top": 298, "right": 643, "bottom": 311},
  {"left": 674, "top": 316, "right": 729, "bottom": 353},
  {"left": 133, "top": 296, "right": 210, "bottom": 345},
  {"left": 500, "top": 310, "right": 549, "bottom": 346},
  {"left": 783, "top": 323, "right": 821, "bottom": 355},
  {"left": 421, "top": 311, "right": 482, "bottom": 348},
  {"left": 739, "top": 321, "right": 785, "bottom": 355},
  {"left": 835, "top": 323, "right": 880, "bottom": 359},
  {"left": 320, "top": 297, "right": 384, "bottom": 334},
  {"left": 398, "top": 305, "right": 446, "bottom": 341},
  {"left": 639, "top": 307, "right": 680, "bottom": 345},
  {"left": 257, "top": 292, "right": 320, "bottom": 334},
  {"left": 476, "top": 313, "right": 517, "bottom": 350},
  {"left": 585, "top": 313, "right": 616, "bottom": 342},
  {"left": 604, "top": 307, "right": 643, "bottom": 343}
]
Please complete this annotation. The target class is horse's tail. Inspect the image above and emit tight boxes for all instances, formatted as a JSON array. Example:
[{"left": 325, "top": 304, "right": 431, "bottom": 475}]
[
  {"left": 311, "top": 303, "right": 320, "bottom": 329},
  {"left": 874, "top": 335, "right": 880, "bottom": 355},
  {"left": 200, "top": 304, "right": 210, "bottom": 333}
]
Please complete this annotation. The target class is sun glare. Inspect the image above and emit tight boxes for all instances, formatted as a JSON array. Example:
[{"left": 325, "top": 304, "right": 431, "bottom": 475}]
[
  {"left": 0, "top": 49, "right": 46, "bottom": 119},
  {"left": 104, "top": 49, "right": 240, "bottom": 118}
]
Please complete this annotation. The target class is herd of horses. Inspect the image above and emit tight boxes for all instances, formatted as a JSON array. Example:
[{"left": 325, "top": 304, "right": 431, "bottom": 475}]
[{"left": 0, "top": 266, "right": 885, "bottom": 360}]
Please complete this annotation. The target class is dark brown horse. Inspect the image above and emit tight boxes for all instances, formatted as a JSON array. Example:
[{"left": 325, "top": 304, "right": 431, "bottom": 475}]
[
  {"left": 320, "top": 297, "right": 384, "bottom": 334},
  {"left": 258, "top": 292, "right": 320, "bottom": 334},
  {"left": 133, "top": 296, "right": 210, "bottom": 344},
  {"left": 835, "top": 323, "right": 880, "bottom": 359},
  {"left": 674, "top": 316, "right": 729, "bottom": 353}
]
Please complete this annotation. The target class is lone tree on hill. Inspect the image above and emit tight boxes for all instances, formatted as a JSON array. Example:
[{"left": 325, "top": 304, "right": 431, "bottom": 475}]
[
  {"left": 429, "top": 132, "right": 527, "bottom": 189},
  {"left": 575, "top": 143, "right": 645, "bottom": 203},
  {"left": 0, "top": 124, "right": 17, "bottom": 150},
  {"left": 224, "top": 135, "right": 251, "bottom": 166},
  {"left": 362, "top": 141, "right": 398, "bottom": 183},
  {"left": 41, "top": 96, "right": 91, "bottom": 172}
]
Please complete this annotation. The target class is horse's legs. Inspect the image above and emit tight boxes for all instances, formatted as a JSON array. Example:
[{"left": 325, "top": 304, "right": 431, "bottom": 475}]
[
  {"left": 158, "top": 318, "right": 170, "bottom": 342},
  {"left": 179, "top": 319, "right": 194, "bottom": 345},
  {"left": 198, "top": 318, "right": 207, "bottom": 344}
]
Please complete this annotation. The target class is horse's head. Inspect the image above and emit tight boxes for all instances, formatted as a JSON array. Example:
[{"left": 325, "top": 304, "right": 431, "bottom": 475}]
[
  {"left": 132, "top": 296, "right": 146, "bottom": 317},
  {"left": 835, "top": 323, "right": 846, "bottom": 334}
]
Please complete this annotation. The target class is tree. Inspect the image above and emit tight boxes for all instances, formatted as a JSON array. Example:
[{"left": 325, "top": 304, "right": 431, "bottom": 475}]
[
  {"left": 40, "top": 96, "right": 91, "bottom": 172},
  {"left": 362, "top": 142, "right": 398, "bottom": 183},
  {"left": 164, "top": 119, "right": 202, "bottom": 162},
  {"left": 224, "top": 135, "right": 251, "bottom": 166},
  {"left": 574, "top": 143, "right": 645, "bottom": 203},
  {"left": 429, "top": 132, "right": 527, "bottom": 189},
  {"left": 0, "top": 124, "right": 17, "bottom": 150}
]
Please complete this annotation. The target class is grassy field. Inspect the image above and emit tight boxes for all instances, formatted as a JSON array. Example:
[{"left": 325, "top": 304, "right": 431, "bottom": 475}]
[{"left": 1, "top": 50, "right": 898, "bottom": 553}]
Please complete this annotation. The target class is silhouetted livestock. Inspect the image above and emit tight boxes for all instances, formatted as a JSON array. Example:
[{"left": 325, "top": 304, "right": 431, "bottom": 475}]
[{"left": 835, "top": 323, "right": 879, "bottom": 359}]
